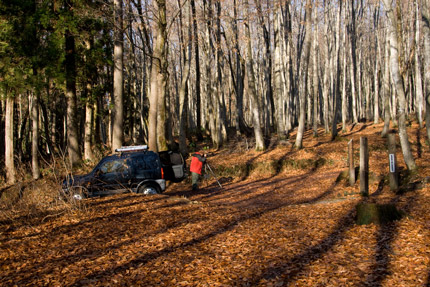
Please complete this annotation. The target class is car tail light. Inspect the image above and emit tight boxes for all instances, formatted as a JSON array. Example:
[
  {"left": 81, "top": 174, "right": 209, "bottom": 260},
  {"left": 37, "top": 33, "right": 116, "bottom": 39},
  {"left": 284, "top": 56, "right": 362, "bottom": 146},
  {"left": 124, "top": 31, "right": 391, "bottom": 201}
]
[{"left": 161, "top": 167, "right": 164, "bottom": 179}]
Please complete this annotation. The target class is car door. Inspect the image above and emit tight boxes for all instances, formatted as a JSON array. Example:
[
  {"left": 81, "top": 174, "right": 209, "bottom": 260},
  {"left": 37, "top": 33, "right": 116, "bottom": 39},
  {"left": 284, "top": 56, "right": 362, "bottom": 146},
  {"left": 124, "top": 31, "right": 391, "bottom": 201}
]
[
  {"left": 91, "top": 158, "right": 131, "bottom": 196},
  {"left": 158, "top": 151, "right": 187, "bottom": 182}
]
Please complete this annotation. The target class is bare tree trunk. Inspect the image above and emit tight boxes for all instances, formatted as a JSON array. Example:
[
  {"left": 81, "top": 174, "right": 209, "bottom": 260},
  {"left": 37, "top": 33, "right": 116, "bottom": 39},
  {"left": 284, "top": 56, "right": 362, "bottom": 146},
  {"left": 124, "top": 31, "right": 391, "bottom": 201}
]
[
  {"left": 322, "top": 3, "right": 330, "bottom": 133},
  {"left": 203, "top": 0, "right": 218, "bottom": 148},
  {"left": 215, "top": 0, "right": 226, "bottom": 145},
  {"left": 423, "top": 0, "right": 430, "bottom": 142},
  {"left": 157, "top": 76, "right": 168, "bottom": 151},
  {"left": 358, "top": 48, "right": 364, "bottom": 119},
  {"left": 349, "top": 0, "right": 359, "bottom": 124},
  {"left": 84, "top": 100, "right": 94, "bottom": 161},
  {"left": 178, "top": 0, "right": 191, "bottom": 155},
  {"left": 0, "top": 99, "right": 3, "bottom": 158},
  {"left": 295, "top": 0, "right": 312, "bottom": 149},
  {"left": 274, "top": 3, "right": 285, "bottom": 138},
  {"left": 256, "top": 0, "right": 274, "bottom": 135},
  {"left": 312, "top": 4, "right": 319, "bottom": 137},
  {"left": 148, "top": 61, "right": 159, "bottom": 151},
  {"left": 191, "top": 0, "right": 202, "bottom": 139},
  {"left": 342, "top": 27, "right": 348, "bottom": 132},
  {"left": 374, "top": 7, "right": 381, "bottom": 124},
  {"left": 149, "top": 0, "right": 168, "bottom": 152},
  {"left": 374, "top": 39, "right": 380, "bottom": 124},
  {"left": 383, "top": 0, "right": 417, "bottom": 170},
  {"left": 112, "top": 0, "right": 124, "bottom": 152},
  {"left": 381, "top": 31, "right": 391, "bottom": 137},
  {"left": 331, "top": 0, "right": 342, "bottom": 140},
  {"left": 5, "top": 92, "right": 16, "bottom": 184},
  {"left": 244, "top": 0, "right": 264, "bottom": 151},
  {"left": 283, "top": 1, "right": 294, "bottom": 134},
  {"left": 65, "top": 25, "right": 81, "bottom": 166},
  {"left": 415, "top": 0, "right": 424, "bottom": 128},
  {"left": 31, "top": 90, "right": 40, "bottom": 179},
  {"left": 40, "top": 97, "right": 53, "bottom": 155}
]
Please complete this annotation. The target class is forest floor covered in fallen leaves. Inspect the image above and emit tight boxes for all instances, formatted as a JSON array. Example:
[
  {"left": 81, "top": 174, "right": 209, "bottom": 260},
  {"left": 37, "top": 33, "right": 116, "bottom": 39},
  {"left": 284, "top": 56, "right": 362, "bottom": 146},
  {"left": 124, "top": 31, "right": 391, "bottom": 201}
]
[{"left": 1, "top": 122, "right": 430, "bottom": 286}]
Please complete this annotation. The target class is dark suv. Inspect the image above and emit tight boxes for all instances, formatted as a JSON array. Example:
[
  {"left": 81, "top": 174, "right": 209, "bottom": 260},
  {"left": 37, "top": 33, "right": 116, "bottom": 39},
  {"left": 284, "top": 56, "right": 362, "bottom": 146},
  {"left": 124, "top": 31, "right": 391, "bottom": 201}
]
[{"left": 62, "top": 146, "right": 187, "bottom": 200}]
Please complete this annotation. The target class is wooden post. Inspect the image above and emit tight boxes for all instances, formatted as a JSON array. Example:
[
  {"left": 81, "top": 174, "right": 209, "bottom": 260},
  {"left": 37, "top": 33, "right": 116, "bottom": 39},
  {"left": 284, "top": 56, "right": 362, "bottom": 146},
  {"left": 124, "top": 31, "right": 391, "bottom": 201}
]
[
  {"left": 387, "top": 133, "right": 399, "bottom": 191},
  {"left": 348, "top": 139, "right": 355, "bottom": 186},
  {"left": 360, "top": 137, "right": 369, "bottom": 196}
]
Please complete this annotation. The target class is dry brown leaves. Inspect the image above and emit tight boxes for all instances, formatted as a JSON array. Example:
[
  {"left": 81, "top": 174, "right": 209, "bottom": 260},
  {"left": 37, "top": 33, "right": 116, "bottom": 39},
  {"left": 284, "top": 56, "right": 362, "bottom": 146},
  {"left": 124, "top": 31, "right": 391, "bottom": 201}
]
[{"left": 1, "top": 122, "right": 430, "bottom": 286}]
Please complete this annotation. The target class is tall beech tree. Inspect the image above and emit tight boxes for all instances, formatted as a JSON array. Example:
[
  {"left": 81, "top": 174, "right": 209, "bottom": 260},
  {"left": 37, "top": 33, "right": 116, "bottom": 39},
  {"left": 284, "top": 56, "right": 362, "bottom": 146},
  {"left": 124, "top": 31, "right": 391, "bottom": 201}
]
[
  {"left": 64, "top": 0, "right": 81, "bottom": 167},
  {"left": 382, "top": 0, "right": 417, "bottom": 171},
  {"left": 178, "top": 0, "right": 192, "bottom": 155},
  {"left": 423, "top": 0, "right": 430, "bottom": 143},
  {"left": 112, "top": 0, "right": 124, "bottom": 152},
  {"left": 244, "top": 0, "right": 264, "bottom": 151},
  {"left": 5, "top": 93, "right": 15, "bottom": 184},
  {"left": 294, "top": 0, "right": 312, "bottom": 149},
  {"left": 148, "top": 0, "right": 168, "bottom": 152}
]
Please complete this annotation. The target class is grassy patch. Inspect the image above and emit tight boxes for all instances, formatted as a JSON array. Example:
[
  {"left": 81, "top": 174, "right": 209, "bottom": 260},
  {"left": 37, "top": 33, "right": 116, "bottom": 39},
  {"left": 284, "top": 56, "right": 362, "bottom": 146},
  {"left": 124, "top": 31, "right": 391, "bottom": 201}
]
[{"left": 211, "top": 157, "right": 329, "bottom": 179}]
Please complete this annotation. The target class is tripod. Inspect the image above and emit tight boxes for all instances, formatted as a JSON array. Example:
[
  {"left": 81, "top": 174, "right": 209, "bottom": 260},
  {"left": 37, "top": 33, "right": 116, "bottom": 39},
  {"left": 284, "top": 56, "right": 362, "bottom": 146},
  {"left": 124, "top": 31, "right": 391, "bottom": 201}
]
[{"left": 205, "top": 163, "right": 223, "bottom": 188}]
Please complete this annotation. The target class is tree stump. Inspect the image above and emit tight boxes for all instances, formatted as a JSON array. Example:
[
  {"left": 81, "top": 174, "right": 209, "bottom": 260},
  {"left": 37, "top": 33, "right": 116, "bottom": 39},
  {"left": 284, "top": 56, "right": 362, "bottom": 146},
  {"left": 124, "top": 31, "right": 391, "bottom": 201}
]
[{"left": 356, "top": 203, "right": 404, "bottom": 225}]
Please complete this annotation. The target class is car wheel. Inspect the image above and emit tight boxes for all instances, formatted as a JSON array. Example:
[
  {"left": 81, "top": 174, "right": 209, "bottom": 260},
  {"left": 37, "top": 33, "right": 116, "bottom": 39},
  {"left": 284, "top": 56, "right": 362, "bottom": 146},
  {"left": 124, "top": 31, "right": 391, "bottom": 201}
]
[{"left": 138, "top": 183, "right": 160, "bottom": 195}]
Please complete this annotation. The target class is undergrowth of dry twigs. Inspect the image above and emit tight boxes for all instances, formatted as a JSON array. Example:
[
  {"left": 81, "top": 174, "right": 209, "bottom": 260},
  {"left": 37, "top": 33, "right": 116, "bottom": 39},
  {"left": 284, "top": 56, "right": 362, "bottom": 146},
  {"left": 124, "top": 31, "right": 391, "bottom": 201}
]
[{"left": 1, "top": 121, "right": 430, "bottom": 286}]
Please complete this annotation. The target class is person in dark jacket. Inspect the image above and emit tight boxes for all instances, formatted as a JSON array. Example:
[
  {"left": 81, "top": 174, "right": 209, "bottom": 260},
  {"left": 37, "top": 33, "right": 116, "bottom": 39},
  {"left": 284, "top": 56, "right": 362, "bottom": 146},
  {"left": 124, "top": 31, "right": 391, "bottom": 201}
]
[{"left": 190, "top": 151, "right": 206, "bottom": 191}]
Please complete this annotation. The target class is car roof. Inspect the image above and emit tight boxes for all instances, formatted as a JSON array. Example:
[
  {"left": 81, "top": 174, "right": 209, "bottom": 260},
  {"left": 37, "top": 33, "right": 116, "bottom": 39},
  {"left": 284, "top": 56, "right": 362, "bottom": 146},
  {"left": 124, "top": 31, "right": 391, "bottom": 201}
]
[{"left": 98, "top": 150, "right": 157, "bottom": 162}]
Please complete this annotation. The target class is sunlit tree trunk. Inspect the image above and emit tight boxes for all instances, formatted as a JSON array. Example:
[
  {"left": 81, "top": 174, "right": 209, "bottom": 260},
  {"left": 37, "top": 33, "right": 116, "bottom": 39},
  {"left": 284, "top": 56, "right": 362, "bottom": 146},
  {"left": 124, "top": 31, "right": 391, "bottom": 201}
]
[
  {"left": 191, "top": 0, "right": 202, "bottom": 139},
  {"left": 374, "top": 8, "right": 381, "bottom": 124},
  {"left": 415, "top": 0, "right": 424, "bottom": 128},
  {"left": 233, "top": 0, "right": 248, "bottom": 136},
  {"left": 423, "top": 0, "right": 430, "bottom": 142},
  {"left": 149, "top": 0, "right": 168, "bottom": 152},
  {"left": 215, "top": 0, "right": 227, "bottom": 144},
  {"left": 342, "top": 27, "right": 348, "bottom": 132},
  {"left": 256, "top": 0, "right": 274, "bottom": 135},
  {"left": 322, "top": 2, "right": 330, "bottom": 133},
  {"left": 244, "top": 0, "right": 264, "bottom": 151},
  {"left": 274, "top": 3, "right": 285, "bottom": 138},
  {"left": 156, "top": 0, "right": 168, "bottom": 152},
  {"left": 178, "top": 0, "right": 191, "bottom": 155},
  {"left": 383, "top": 0, "right": 417, "bottom": 170},
  {"left": 203, "top": 0, "right": 217, "bottom": 147},
  {"left": 5, "top": 91, "right": 16, "bottom": 184},
  {"left": 331, "top": 0, "right": 342, "bottom": 140},
  {"left": 312, "top": 4, "right": 319, "bottom": 137},
  {"left": 31, "top": 90, "right": 40, "bottom": 179},
  {"left": 283, "top": 1, "right": 294, "bottom": 134},
  {"left": 374, "top": 38, "right": 380, "bottom": 124},
  {"left": 112, "top": 0, "right": 124, "bottom": 152},
  {"left": 148, "top": 65, "right": 159, "bottom": 151},
  {"left": 349, "top": 0, "right": 359, "bottom": 124},
  {"left": 295, "top": 0, "right": 312, "bottom": 149},
  {"left": 84, "top": 99, "right": 94, "bottom": 161},
  {"left": 381, "top": 31, "right": 391, "bottom": 138}
]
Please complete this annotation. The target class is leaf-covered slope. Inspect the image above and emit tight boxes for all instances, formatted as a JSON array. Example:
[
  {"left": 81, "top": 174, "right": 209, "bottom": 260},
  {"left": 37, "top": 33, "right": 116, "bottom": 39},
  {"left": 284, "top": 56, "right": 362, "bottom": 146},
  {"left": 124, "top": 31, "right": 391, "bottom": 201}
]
[{"left": 1, "top": 123, "right": 430, "bottom": 286}]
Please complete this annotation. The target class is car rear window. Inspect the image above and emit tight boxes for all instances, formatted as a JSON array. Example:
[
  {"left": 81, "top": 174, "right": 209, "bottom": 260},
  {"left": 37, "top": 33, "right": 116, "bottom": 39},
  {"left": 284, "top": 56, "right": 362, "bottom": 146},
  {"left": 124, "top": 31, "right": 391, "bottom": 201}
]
[{"left": 132, "top": 153, "right": 160, "bottom": 171}]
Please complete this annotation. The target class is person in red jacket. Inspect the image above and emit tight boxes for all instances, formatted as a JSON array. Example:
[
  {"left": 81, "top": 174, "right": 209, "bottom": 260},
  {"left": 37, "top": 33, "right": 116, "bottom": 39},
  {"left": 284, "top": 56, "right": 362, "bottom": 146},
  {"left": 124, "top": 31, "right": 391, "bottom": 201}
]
[{"left": 190, "top": 151, "right": 206, "bottom": 191}]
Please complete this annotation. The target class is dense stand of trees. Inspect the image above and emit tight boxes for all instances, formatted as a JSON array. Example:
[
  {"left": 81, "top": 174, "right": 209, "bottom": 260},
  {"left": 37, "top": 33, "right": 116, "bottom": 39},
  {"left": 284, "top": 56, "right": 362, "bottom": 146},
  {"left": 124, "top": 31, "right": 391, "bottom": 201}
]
[{"left": 1, "top": 0, "right": 430, "bottom": 184}]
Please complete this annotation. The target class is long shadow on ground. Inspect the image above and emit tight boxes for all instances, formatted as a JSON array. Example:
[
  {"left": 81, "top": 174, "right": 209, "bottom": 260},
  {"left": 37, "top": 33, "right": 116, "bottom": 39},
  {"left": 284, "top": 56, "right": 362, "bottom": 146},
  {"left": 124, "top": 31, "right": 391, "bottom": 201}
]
[
  {"left": 362, "top": 191, "right": 418, "bottom": 286},
  {"left": 71, "top": 171, "right": 342, "bottom": 285},
  {"left": 246, "top": 177, "right": 418, "bottom": 286}
]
